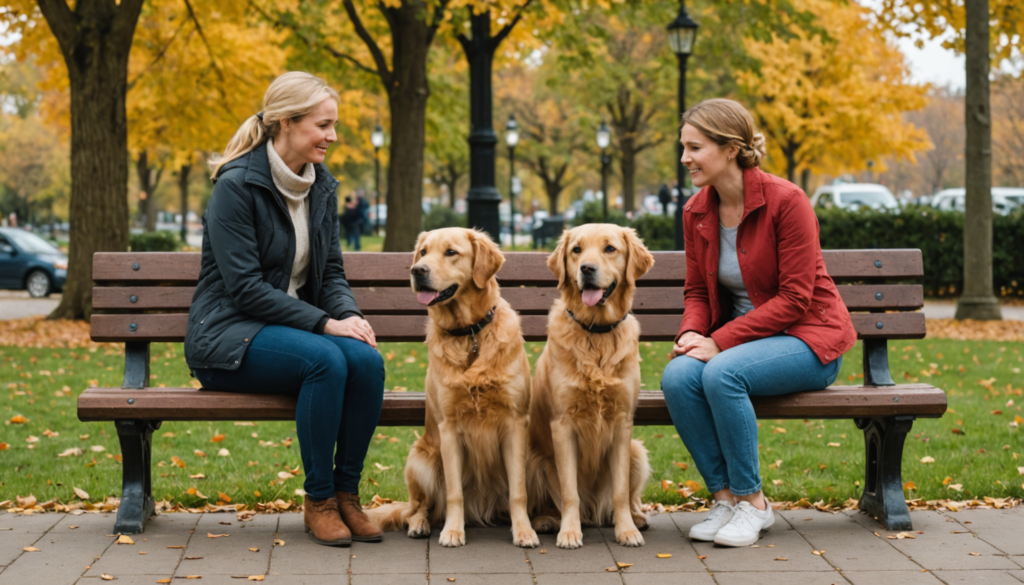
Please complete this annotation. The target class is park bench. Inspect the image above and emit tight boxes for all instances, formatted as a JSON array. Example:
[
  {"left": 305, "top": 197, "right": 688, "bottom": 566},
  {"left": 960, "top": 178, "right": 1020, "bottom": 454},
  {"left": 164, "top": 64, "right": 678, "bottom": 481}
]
[{"left": 80, "top": 249, "right": 946, "bottom": 534}]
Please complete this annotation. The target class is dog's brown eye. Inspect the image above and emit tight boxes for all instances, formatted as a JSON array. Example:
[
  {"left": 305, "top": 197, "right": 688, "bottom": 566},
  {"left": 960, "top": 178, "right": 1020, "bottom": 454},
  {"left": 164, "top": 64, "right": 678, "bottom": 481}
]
[
  {"left": 420, "top": 249, "right": 427, "bottom": 257},
  {"left": 605, "top": 245, "right": 616, "bottom": 253},
  {"left": 445, "top": 249, "right": 458, "bottom": 257},
  {"left": 572, "top": 246, "right": 582, "bottom": 254}
]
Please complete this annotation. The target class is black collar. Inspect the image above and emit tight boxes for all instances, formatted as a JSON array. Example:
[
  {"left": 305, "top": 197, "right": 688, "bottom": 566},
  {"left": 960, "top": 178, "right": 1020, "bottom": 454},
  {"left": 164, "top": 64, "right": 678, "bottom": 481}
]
[
  {"left": 565, "top": 309, "right": 628, "bottom": 333},
  {"left": 446, "top": 307, "right": 496, "bottom": 337}
]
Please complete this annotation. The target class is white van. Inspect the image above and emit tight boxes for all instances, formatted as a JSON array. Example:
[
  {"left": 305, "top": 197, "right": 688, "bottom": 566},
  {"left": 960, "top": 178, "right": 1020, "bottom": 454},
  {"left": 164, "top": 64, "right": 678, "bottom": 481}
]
[
  {"left": 810, "top": 183, "right": 900, "bottom": 212},
  {"left": 930, "top": 188, "right": 1022, "bottom": 216}
]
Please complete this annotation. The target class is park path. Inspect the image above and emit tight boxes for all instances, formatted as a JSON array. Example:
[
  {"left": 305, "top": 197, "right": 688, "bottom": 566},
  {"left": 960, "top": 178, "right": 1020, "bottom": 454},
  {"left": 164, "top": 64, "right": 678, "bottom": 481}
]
[{"left": 0, "top": 507, "right": 1022, "bottom": 584}]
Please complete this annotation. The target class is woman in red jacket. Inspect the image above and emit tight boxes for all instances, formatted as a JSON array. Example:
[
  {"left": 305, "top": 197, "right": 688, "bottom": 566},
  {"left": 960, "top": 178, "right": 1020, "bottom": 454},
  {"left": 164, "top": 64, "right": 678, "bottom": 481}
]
[{"left": 660, "top": 99, "right": 856, "bottom": 547}]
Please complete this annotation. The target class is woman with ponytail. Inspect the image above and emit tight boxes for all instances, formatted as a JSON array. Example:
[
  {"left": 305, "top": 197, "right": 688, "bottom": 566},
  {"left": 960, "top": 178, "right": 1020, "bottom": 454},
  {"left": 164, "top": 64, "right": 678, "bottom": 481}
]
[
  {"left": 186, "top": 72, "right": 385, "bottom": 547},
  {"left": 659, "top": 99, "right": 856, "bottom": 547}
]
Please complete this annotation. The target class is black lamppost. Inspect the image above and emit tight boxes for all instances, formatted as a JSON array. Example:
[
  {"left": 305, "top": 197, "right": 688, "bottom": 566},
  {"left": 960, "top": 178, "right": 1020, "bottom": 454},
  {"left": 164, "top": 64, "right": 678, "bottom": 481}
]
[
  {"left": 505, "top": 114, "right": 519, "bottom": 249},
  {"left": 668, "top": 1, "right": 698, "bottom": 250},
  {"left": 371, "top": 124, "right": 385, "bottom": 236},
  {"left": 596, "top": 121, "right": 611, "bottom": 222}
]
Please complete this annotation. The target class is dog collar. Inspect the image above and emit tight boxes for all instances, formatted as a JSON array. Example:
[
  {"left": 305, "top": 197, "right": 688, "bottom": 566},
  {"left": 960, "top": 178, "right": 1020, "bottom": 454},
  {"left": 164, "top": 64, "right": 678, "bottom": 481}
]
[
  {"left": 565, "top": 309, "right": 628, "bottom": 334},
  {"left": 445, "top": 306, "right": 496, "bottom": 354}
]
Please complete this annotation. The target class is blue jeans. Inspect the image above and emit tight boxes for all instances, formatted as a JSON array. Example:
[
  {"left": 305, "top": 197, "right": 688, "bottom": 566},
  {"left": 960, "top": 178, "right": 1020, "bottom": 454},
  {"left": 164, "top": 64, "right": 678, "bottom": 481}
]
[
  {"left": 194, "top": 325, "right": 385, "bottom": 499},
  {"left": 660, "top": 335, "right": 842, "bottom": 496},
  {"left": 346, "top": 227, "right": 361, "bottom": 251}
]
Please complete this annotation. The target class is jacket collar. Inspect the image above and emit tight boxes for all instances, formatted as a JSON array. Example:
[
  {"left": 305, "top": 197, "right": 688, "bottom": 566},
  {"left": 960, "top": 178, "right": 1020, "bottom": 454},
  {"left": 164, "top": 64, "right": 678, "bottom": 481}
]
[{"left": 685, "top": 166, "right": 767, "bottom": 223}]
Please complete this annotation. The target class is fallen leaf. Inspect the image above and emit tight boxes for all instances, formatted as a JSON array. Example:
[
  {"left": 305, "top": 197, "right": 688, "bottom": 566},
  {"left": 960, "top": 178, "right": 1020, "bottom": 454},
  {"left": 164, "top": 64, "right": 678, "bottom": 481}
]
[
  {"left": 23, "top": 547, "right": 40, "bottom": 552},
  {"left": 248, "top": 548, "right": 259, "bottom": 552},
  {"left": 57, "top": 448, "right": 83, "bottom": 458},
  {"left": 656, "top": 553, "right": 672, "bottom": 558},
  {"left": 697, "top": 555, "right": 707, "bottom": 560},
  {"left": 775, "top": 557, "right": 788, "bottom": 561},
  {"left": 943, "top": 477, "right": 952, "bottom": 486},
  {"left": 218, "top": 492, "right": 232, "bottom": 503},
  {"left": 277, "top": 471, "right": 294, "bottom": 480},
  {"left": 373, "top": 462, "right": 391, "bottom": 471},
  {"left": 896, "top": 532, "right": 917, "bottom": 539},
  {"left": 812, "top": 550, "right": 825, "bottom": 555},
  {"left": 274, "top": 539, "right": 285, "bottom": 546},
  {"left": 100, "top": 575, "right": 115, "bottom": 581},
  {"left": 184, "top": 577, "right": 202, "bottom": 580},
  {"left": 920, "top": 456, "right": 935, "bottom": 464},
  {"left": 210, "top": 434, "right": 225, "bottom": 443},
  {"left": 167, "top": 546, "right": 186, "bottom": 549},
  {"left": 660, "top": 479, "right": 673, "bottom": 491},
  {"left": 73, "top": 487, "right": 90, "bottom": 500},
  {"left": 616, "top": 562, "right": 633, "bottom": 568},
  {"left": 117, "top": 535, "right": 134, "bottom": 545},
  {"left": 194, "top": 450, "right": 206, "bottom": 458},
  {"left": 947, "top": 484, "right": 964, "bottom": 492},
  {"left": 207, "top": 533, "right": 229, "bottom": 538},
  {"left": 969, "top": 552, "right": 981, "bottom": 556},
  {"left": 25, "top": 436, "right": 38, "bottom": 443},
  {"left": 604, "top": 567, "right": 618, "bottom": 572},
  {"left": 189, "top": 474, "right": 206, "bottom": 480},
  {"left": 157, "top": 580, "right": 171, "bottom": 584},
  {"left": 9, "top": 415, "right": 28, "bottom": 424},
  {"left": 217, "top": 449, "right": 230, "bottom": 457},
  {"left": 827, "top": 442, "right": 841, "bottom": 447},
  {"left": 674, "top": 462, "right": 688, "bottom": 470},
  {"left": 90, "top": 445, "right": 106, "bottom": 453},
  {"left": 248, "top": 578, "right": 264, "bottom": 582},
  {"left": 903, "top": 481, "right": 917, "bottom": 491},
  {"left": 184, "top": 556, "right": 203, "bottom": 560}
]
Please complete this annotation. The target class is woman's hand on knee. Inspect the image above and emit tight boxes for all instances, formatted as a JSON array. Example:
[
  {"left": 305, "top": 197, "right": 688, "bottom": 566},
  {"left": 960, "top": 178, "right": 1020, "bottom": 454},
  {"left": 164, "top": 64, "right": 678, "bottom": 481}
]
[
  {"left": 325, "top": 316, "right": 377, "bottom": 348},
  {"left": 681, "top": 337, "right": 721, "bottom": 362},
  {"left": 672, "top": 332, "right": 705, "bottom": 358}
]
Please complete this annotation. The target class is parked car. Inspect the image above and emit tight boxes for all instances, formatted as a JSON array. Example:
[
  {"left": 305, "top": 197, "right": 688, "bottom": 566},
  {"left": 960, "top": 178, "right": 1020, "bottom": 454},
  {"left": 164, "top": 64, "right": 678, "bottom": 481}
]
[
  {"left": 810, "top": 183, "right": 900, "bottom": 212},
  {"left": 930, "top": 188, "right": 1023, "bottom": 216},
  {"left": 0, "top": 228, "right": 68, "bottom": 297}
]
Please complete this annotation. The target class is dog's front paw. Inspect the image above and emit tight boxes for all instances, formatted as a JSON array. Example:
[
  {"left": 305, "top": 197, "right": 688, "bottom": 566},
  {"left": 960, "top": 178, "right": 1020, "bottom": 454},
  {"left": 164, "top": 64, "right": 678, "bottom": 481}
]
[
  {"left": 407, "top": 516, "right": 431, "bottom": 539},
  {"left": 615, "top": 527, "right": 644, "bottom": 547},
  {"left": 632, "top": 513, "right": 649, "bottom": 532},
  {"left": 512, "top": 525, "right": 540, "bottom": 548},
  {"left": 531, "top": 516, "right": 559, "bottom": 534},
  {"left": 438, "top": 526, "right": 466, "bottom": 547},
  {"left": 556, "top": 527, "right": 583, "bottom": 549}
]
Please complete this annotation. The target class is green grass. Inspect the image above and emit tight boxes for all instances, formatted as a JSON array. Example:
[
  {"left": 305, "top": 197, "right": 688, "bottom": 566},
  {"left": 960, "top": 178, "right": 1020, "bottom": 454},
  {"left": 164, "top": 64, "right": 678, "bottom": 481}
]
[
  {"left": 1, "top": 339, "right": 1021, "bottom": 508},
  {"left": 341, "top": 235, "right": 384, "bottom": 253}
]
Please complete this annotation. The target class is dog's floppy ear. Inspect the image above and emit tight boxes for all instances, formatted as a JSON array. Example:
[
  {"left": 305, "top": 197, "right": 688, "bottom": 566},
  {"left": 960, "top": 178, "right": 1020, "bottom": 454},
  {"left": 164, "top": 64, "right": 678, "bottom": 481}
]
[
  {"left": 470, "top": 229, "right": 504, "bottom": 289},
  {"left": 623, "top": 227, "right": 655, "bottom": 288},
  {"left": 547, "top": 229, "right": 571, "bottom": 289}
]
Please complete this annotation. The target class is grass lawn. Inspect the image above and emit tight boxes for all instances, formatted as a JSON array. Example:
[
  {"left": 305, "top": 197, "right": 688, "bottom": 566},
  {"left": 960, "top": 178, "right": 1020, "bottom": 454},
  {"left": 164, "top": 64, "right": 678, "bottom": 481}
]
[{"left": 1, "top": 338, "right": 1021, "bottom": 508}]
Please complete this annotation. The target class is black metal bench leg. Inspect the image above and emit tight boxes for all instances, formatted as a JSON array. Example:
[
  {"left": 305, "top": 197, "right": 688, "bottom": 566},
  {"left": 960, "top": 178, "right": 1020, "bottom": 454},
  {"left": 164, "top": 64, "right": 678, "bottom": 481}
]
[
  {"left": 114, "top": 419, "right": 162, "bottom": 534},
  {"left": 855, "top": 415, "right": 915, "bottom": 531}
]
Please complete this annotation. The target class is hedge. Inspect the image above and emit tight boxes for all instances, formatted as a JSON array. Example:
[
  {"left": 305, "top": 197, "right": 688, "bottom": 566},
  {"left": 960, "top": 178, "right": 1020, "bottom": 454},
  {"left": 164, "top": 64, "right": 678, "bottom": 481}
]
[{"left": 129, "top": 230, "right": 180, "bottom": 252}]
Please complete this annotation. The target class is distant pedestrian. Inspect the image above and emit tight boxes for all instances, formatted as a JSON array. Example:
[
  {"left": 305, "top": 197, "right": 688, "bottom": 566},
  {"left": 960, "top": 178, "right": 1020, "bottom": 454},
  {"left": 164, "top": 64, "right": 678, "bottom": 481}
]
[
  {"left": 341, "top": 195, "right": 362, "bottom": 250},
  {"left": 657, "top": 184, "right": 672, "bottom": 216}
]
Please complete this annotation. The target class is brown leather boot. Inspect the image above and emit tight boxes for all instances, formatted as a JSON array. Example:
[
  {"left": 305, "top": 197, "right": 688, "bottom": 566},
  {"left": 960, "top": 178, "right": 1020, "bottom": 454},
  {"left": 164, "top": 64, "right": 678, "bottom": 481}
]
[
  {"left": 335, "top": 491, "right": 383, "bottom": 542},
  {"left": 303, "top": 497, "right": 351, "bottom": 546}
]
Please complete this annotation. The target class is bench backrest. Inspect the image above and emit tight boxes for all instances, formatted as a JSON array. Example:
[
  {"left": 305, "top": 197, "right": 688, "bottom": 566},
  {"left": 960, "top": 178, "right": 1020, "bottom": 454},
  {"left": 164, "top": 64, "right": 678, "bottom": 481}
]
[{"left": 91, "top": 249, "right": 925, "bottom": 346}]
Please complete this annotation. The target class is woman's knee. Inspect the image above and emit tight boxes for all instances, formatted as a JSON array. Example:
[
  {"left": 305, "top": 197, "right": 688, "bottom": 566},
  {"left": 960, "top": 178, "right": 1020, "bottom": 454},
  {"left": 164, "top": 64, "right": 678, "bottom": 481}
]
[
  {"left": 304, "top": 338, "right": 348, "bottom": 380},
  {"left": 700, "top": 354, "right": 746, "bottom": 399},
  {"left": 660, "top": 356, "right": 705, "bottom": 402}
]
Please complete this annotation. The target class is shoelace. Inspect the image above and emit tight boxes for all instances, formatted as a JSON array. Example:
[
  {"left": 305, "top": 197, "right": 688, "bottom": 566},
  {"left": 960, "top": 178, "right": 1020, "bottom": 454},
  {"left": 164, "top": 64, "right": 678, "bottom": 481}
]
[
  {"left": 704, "top": 500, "right": 733, "bottom": 524},
  {"left": 727, "top": 501, "right": 764, "bottom": 531}
]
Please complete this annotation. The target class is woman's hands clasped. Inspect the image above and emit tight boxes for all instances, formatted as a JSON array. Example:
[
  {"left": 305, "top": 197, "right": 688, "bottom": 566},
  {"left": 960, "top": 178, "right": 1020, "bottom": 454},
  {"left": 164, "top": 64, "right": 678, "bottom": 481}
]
[
  {"left": 325, "top": 316, "right": 377, "bottom": 348},
  {"left": 671, "top": 331, "right": 722, "bottom": 362}
]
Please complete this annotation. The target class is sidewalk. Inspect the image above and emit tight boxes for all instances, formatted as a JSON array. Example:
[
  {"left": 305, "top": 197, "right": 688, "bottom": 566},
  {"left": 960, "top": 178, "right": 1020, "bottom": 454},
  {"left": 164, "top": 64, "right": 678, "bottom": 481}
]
[{"left": 2, "top": 507, "right": 1021, "bottom": 584}]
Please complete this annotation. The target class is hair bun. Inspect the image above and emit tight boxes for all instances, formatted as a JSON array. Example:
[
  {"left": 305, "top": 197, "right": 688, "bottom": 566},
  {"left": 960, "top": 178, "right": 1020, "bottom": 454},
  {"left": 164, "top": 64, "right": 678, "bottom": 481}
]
[{"left": 738, "top": 132, "right": 766, "bottom": 168}]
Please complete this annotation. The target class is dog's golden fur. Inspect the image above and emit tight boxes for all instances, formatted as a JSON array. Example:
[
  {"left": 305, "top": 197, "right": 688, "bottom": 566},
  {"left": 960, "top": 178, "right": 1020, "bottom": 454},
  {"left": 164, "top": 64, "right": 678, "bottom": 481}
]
[
  {"left": 527, "top": 224, "right": 655, "bottom": 549},
  {"left": 366, "top": 228, "right": 539, "bottom": 548}
]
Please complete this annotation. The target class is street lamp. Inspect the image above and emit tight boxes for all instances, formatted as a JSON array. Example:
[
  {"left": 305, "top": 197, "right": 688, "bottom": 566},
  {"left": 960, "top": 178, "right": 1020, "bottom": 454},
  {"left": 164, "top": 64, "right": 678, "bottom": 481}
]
[
  {"left": 668, "top": 0, "right": 698, "bottom": 250},
  {"left": 505, "top": 114, "right": 520, "bottom": 249},
  {"left": 596, "top": 121, "right": 611, "bottom": 222},
  {"left": 371, "top": 123, "right": 385, "bottom": 236}
]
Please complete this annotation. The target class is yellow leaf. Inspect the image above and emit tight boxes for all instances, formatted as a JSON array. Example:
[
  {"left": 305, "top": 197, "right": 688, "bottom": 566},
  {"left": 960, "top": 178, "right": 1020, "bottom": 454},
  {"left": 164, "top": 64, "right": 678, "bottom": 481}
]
[
  {"left": 812, "top": 550, "right": 825, "bottom": 555},
  {"left": 207, "top": 533, "right": 229, "bottom": 538},
  {"left": 274, "top": 539, "right": 285, "bottom": 546},
  {"left": 157, "top": 580, "right": 171, "bottom": 584},
  {"left": 9, "top": 415, "right": 28, "bottom": 424},
  {"left": 117, "top": 534, "right": 135, "bottom": 545},
  {"left": 217, "top": 492, "right": 232, "bottom": 503},
  {"left": 919, "top": 456, "right": 935, "bottom": 464},
  {"left": 674, "top": 462, "right": 688, "bottom": 470},
  {"left": 656, "top": 553, "right": 672, "bottom": 558},
  {"left": 660, "top": 479, "right": 673, "bottom": 491},
  {"left": 210, "top": 434, "right": 225, "bottom": 443},
  {"left": 903, "top": 481, "right": 917, "bottom": 491},
  {"left": 942, "top": 477, "right": 952, "bottom": 486},
  {"left": 23, "top": 547, "right": 40, "bottom": 552},
  {"left": 73, "top": 487, "right": 90, "bottom": 500},
  {"left": 100, "top": 575, "right": 115, "bottom": 581},
  {"left": 194, "top": 450, "right": 206, "bottom": 458},
  {"left": 616, "top": 562, "right": 633, "bottom": 568},
  {"left": 248, "top": 578, "right": 265, "bottom": 582},
  {"left": 248, "top": 548, "right": 259, "bottom": 552}
]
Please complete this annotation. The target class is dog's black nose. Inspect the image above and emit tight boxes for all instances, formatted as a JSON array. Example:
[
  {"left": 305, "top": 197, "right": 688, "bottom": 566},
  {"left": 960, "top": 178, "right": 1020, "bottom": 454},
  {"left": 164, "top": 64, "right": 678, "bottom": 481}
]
[
  {"left": 580, "top": 263, "right": 598, "bottom": 275},
  {"left": 411, "top": 264, "right": 430, "bottom": 276}
]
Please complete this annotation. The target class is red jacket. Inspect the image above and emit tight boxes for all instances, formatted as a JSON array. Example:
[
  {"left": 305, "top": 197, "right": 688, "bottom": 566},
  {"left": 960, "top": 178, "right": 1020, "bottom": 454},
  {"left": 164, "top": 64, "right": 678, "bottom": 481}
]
[{"left": 677, "top": 166, "right": 857, "bottom": 364}]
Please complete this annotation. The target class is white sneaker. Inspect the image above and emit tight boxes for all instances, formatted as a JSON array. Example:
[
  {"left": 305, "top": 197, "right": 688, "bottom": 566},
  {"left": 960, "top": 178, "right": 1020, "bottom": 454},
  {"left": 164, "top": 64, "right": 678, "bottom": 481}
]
[
  {"left": 713, "top": 500, "right": 774, "bottom": 547},
  {"left": 688, "top": 500, "right": 735, "bottom": 541}
]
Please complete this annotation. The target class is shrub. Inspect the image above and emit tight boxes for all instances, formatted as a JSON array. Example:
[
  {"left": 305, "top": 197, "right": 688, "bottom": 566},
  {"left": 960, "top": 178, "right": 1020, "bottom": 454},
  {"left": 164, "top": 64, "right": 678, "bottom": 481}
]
[
  {"left": 573, "top": 200, "right": 629, "bottom": 227},
  {"left": 631, "top": 213, "right": 676, "bottom": 251},
  {"left": 130, "top": 230, "right": 180, "bottom": 252},
  {"left": 423, "top": 206, "right": 466, "bottom": 231}
]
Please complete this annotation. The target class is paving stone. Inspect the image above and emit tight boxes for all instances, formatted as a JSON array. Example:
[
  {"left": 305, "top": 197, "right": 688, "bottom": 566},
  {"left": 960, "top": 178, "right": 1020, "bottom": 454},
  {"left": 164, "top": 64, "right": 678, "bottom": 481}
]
[
  {"left": 428, "top": 526, "right": 531, "bottom": 574},
  {"left": 171, "top": 514, "right": 279, "bottom": 576},
  {"left": 0, "top": 519, "right": 114, "bottom": 585},
  {"left": 428, "top": 575, "right": 533, "bottom": 585},
  {"left": 668, "top": 512, "right": 705, "bottom": 535},
  {"left": 710, "top": 571, "right": 848, "bottom": 585},
  {"left": 525, "top": 528, "right": 614, "bottom": 574},
  {"left": 535, "top": 573, "right": 625, "bottom": 585},
  {"left": 843, "top": 570, "right": 944, "bottom": 584},
  {"left": 782, "top": 511, "right": 921, "bottom": 572},
  {"left": 0, "top": 513, "right": 64, "bottom": 534},
  {"left": 941, "top": 508, "right": 1024, "bottom": 555},
  {"left": 849, "top": 510, "right": 1020, "bottom": 571},
  {"left": 352, "top": 575, "right": 426, "bottom": 585},
  {"left": 76, "top": 576, "right": 176, "bottom": 585},
  {"left": 622, "top": 572, "right": 715, "bottom": 585},
  {"left": 692, "top": 514, "right": 833, "bottom": 573},
  {"left": 1009, "top": 570, "right": 1024, "bottom": 583},
  {"left": 602, "top": 531, "right": 706, "bottom": 572},
  {"left": 267, "top": 522, "right": 350, "bottom": 575},
  {"left": 350, "top": 530, "right": 427, "bottom": 574},
  {"left": 84, "top": 514, "right": 199, "bottom": 577},
  {"left": 932, "top": 570, "right": 1024, "bottom": 584},
  {"left": 643, "top": 512, "right": 682, "bottom": 533}
]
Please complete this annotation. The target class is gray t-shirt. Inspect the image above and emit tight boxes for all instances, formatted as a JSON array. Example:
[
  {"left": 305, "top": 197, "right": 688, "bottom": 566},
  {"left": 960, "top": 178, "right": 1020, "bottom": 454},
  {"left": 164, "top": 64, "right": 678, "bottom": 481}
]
[{"left": 719, "top": 223, "right": 755, "bottom": 319}]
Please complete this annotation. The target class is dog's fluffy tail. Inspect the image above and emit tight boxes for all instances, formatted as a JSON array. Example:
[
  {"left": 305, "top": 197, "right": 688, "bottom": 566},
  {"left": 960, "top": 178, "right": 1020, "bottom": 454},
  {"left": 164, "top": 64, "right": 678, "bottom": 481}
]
[{"left": 364, "top": 501, "right": 413, "bottom": 531}]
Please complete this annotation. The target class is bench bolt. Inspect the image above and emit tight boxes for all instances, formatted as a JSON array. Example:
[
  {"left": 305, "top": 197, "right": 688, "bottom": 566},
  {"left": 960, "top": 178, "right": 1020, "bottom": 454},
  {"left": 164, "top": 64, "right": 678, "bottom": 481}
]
[
  {"left": 129, "top": 295, "right": 138, "bottom": 303},
  {"left": 893, "top": 396, "right": 900, "bottom": 402},
  {"left": 875, "top": 321, "right": 884, "bottom": 329},
  {"left": 129, "top": 323, "right": 137, "bottom": 332},
  {"left": 132, "top": 263, "right": 140, "bottom": 271},
  {"left": 875, "top": 292, "right": 883, "bottom": 301},
  {"left": 127, "top": 398, "right": 135, "bottom": 405},
  {"left": 874, "top": 260, "right": 882, "bottom": 268}
]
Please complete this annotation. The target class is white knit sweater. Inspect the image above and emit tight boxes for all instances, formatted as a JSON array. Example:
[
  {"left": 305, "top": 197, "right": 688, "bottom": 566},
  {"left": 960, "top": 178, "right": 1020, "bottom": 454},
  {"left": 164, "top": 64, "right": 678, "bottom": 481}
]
[{"left": 266, "top": 139, "right": 315, "bottom": 299}]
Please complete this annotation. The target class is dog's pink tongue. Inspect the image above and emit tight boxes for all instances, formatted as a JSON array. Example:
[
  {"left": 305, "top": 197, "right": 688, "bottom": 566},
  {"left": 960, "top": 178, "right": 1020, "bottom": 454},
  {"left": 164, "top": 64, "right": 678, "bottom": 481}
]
[
  {"left": 416, "top": 291, "right": 440, "bottom": 305},
  {"left": 581, "top": 289, "right": 605, "bottom": 307}
]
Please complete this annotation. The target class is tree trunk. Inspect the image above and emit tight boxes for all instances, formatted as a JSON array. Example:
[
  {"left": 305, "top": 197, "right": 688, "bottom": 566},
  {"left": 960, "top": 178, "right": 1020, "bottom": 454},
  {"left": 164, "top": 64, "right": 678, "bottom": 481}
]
[
  {"left": 135, "top": 151, "right": 161, "bottom": 232},
  {"left": 544, "top": 179, "right": 562, "bottom": 216},
  {"left": 619, "top": 135, "right": 637, "bottom": 213},
  {"left": 41, "top": 0, "right": 145, "bottom": 321},
  {"left": 783, "top": 143, "right": 798, "bottom": 184},
  {"left": 179, "top": 164, "right": 191, "bottom": 244},
  {"left": 800, "top": 168, "right": 811, "bottom": 194},
  {"left": 955, "top": 0, "right": 1001, "bottom": 320},
  {"left": 382, "top": 3, "right": 432, "bottom": 252}
]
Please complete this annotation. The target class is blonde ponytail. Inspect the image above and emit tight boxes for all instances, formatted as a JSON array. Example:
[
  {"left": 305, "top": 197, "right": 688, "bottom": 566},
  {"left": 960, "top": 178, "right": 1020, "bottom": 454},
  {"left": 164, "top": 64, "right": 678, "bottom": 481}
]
[{"left": 209, "top": 72, "right": 340, "bottom": 179}]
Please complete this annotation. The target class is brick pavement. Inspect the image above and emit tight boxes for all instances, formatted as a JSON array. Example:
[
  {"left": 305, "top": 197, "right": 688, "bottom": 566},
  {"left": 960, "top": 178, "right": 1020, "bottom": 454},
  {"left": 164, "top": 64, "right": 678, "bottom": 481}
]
[{"left": 1, "top": 507, "right": 1021, "bottom": 584}]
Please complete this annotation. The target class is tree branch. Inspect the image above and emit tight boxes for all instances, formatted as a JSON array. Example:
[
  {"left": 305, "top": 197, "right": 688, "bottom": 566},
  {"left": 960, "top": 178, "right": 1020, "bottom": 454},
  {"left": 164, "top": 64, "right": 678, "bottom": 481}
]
[
  {"left": 182, "top": 0, "right": 225, "bottom": 84},
  {"left": 342, "top": 0, "right": 393, "bottom": 86},
  {"left": 128, "top": 17, "right": 189, "bottom": 90},
  {"left": 33, "top": 0, "right": 77, "bottom": 50},
  {"left": 491, "top": 0, "right": 532, "bottom": 52}
]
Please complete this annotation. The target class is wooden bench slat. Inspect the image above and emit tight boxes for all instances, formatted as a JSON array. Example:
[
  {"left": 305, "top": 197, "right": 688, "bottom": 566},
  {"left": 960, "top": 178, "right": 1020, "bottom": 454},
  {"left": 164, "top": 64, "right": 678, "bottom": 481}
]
[
  {"left": 93, "top": 249, "right": 923, "bottom": 284},
  {"left": 837, "top": 284, "right": 922, "bottom": 311},
  {"left": 93, "top": 286, "right": 196, "bottom": 309},
  {"left": 90, "top": 310, "right": 927, "bottom": 343},
  {"left": 77, "top": 385, "right": 946, "bottom": 423}
]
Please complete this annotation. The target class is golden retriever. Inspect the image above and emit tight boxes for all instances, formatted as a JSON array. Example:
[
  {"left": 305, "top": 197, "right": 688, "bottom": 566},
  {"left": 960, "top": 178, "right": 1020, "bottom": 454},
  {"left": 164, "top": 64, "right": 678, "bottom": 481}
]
[
  {"left": 367, "top": 228, "right": 539, "bottom": 548},
  {"left": 527, "top": 224, "right": 655, "bottom": 549}
]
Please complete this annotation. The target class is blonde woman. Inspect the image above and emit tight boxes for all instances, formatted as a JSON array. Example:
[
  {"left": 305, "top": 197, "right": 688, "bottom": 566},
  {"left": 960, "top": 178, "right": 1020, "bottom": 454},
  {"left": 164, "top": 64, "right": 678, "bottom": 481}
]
[
  {"left": 185, "top": 72, "right": 385, "bottom": 547},
  {"left": 660, "top": 99, "right": 856, "bottom": 546}
]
